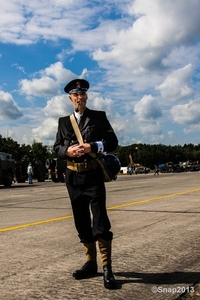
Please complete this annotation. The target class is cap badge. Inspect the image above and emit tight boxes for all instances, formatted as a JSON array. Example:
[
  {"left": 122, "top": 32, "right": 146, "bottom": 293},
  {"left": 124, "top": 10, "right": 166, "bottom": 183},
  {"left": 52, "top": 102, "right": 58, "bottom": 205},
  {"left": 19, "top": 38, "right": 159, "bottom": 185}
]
[{"left": 76, "top": 81, "right": 81, "bottom": 88}]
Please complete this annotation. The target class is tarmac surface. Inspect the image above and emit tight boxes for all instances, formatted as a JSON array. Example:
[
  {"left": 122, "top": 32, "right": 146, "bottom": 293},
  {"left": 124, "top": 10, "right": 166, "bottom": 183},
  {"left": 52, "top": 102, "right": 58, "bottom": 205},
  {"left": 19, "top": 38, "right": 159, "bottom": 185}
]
[{"left": 0, "top": 172, "right": 200, "bottom": 300}]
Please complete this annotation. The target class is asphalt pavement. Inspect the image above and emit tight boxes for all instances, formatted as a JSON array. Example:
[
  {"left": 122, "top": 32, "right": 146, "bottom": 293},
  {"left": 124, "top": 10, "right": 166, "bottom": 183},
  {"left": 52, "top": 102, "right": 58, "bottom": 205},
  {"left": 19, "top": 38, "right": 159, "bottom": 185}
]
[{"left": 0, "top": 172, "right": 200, "bottom": 300}]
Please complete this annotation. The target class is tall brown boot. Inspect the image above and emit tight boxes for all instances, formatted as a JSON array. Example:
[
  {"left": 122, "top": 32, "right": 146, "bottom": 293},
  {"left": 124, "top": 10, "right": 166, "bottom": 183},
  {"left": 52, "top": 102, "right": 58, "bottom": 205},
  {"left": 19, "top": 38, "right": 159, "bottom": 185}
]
[
  {"left": 72, "top": 243, "right": 98, "bottom": 279},
  {"left": 98, "top": 238, "right": 117, "bottom": 289},
  {"left": 84, "top": 242, "right": 97, "bottom": 262}
]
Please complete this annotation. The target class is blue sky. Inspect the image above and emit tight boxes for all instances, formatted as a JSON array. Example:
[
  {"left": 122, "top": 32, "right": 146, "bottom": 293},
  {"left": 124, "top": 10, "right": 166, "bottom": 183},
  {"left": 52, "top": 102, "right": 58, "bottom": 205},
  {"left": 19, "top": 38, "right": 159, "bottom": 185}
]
[{"left": 0, "top": 0, "right": 200, "bottom": 147}]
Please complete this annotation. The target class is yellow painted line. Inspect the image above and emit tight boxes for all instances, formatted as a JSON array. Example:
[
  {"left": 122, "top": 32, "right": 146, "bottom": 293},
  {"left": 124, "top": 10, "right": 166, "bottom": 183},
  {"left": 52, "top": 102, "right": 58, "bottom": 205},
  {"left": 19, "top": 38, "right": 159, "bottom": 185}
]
[
  {"left": 0, "top": 215, "right": 73, "bottom": 233},
  {"left": 107, "top": 187, "right": 200, "bottom": 210},
  {"left": 1, "top": 187, "right": 200, "bottom": 233}
]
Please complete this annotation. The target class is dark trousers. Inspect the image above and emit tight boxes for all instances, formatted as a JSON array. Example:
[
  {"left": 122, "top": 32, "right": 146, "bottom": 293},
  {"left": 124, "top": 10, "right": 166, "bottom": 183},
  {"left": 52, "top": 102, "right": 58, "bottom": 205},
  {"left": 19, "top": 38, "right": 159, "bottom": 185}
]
[{"left": 66, "top": 178, "right": 113, "bottom": 243}]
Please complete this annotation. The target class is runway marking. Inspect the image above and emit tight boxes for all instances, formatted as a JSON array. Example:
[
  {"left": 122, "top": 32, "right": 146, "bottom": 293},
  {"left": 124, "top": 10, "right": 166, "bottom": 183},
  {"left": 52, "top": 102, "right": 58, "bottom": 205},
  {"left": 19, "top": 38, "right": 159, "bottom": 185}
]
[
  {"left": 107, "top": 187, "right": 200, "bottom": 210},
  {"left": 0, "top": 215, "right": 73, "bottom": 233},
  {"left": 1, "top": 187, "right": 200, "bottom": 233}
]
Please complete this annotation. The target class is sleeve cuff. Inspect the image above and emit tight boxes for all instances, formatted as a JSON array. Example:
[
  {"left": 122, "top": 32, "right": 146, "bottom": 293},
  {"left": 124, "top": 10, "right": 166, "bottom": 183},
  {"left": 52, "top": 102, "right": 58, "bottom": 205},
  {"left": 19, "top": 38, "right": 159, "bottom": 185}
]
[
  {"left": 96, "top": 141, "right": 104, "bottom": 153},
  {"left": 90, "top": 141, "right": 104, "bottom": 153}
]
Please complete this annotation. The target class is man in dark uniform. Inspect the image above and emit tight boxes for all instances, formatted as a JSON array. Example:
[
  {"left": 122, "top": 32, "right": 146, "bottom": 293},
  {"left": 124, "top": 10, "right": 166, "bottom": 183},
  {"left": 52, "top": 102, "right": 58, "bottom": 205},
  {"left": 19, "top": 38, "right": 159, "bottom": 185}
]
[{"left": 53, "top": 79, "right": 118, "bottom": 289}]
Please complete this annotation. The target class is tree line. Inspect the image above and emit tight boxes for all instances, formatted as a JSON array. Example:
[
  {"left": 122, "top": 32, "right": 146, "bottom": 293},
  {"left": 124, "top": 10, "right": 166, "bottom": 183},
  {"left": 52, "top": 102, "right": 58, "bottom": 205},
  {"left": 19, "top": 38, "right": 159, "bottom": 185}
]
[
  {"left": 114, "top": 143, "right": 200, "bottom": 169},
  {"left": 0, "top": 135, "right": 52, "bottom": 165},
  {"left": 1, "top": 135, "right": 200, "bottom": 169}
]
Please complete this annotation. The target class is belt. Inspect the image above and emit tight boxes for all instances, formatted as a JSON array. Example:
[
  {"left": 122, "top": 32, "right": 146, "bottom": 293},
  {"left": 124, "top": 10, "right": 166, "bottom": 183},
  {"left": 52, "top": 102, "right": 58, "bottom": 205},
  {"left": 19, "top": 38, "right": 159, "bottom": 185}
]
[{"left": 67, "top": 159, "right": 99, "bottom": 172}]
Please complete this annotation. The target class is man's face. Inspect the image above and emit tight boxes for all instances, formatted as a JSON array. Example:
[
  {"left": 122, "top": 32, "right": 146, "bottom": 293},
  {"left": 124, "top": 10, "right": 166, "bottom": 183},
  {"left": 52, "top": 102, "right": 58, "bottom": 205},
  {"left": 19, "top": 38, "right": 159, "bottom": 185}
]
[{"left": 69, "top": 91, "right": 88, "bottom": 110}]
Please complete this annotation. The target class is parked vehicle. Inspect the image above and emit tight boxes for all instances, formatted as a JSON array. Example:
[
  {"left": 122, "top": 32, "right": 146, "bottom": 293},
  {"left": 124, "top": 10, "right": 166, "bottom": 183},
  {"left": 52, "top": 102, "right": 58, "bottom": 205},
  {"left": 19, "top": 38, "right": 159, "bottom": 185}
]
[
  {"left": 0, "top": 152, "right": 15, "bottom": 187},
  {"left": 33, "top": 162, "right": 46, "bottom": 182}
]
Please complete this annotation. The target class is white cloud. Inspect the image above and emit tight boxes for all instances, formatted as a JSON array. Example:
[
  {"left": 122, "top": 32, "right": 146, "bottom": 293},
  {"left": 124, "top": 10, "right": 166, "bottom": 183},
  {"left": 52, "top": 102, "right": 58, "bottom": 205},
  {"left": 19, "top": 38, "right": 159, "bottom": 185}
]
[
  {"left": 19, "top": 62, "right": 72, "bottom": 97},
  {"left": 93, "top": 0, "right": 200, "bottom": 72},
  {"left": 19, "top": 77, "right": 60, "bottom": 98},
  {"left": 134, "top": 94, "right": 162, "bottom": 120},
  {"left": 171, "top": 99, "right": 200, "bottom": 125},
  {"left": 156, "top": 64, "right": 193, "bottom": 102},
  {"left": 139, "top": 121, "right": 162, "bottom": 135},
  {"left": 137, "top": 121, "right": 163, "bottom": 144},
  {"left": 0, "top": 91, "right": 23, "bottom": 120},
  {"left": 183, "top": 124, "right": 200, "bottom": 135},
  {"left": 162, "top": 45, "right": 200, "bottom": 69},
  {"left": 128, "top": 0, "right": 200, "bottom": 47},
  {"left": 0, "top": 0, "right": 102, "bottom": 44},
  {"left": 87, "top": 92, "right": 113, "bottom": 115},
  {"left": 44, "top": 94, "right": 72, "bottom": 118},
  {"left": 32, "top": 118, "right": 58, "bottom": 143},
  {"left": 39, "top": 62, "right": 75, "bottom": 84},
  {"left": 12, "top": 63, "right": 26, "bottom": 74}
]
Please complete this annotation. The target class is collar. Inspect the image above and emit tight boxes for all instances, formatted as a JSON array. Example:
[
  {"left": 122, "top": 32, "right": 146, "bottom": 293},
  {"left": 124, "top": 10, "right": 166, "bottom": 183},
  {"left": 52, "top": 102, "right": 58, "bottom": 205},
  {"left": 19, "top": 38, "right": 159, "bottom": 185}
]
[{"left": 74, "top": 111, "right": 83, "bottom": 119}]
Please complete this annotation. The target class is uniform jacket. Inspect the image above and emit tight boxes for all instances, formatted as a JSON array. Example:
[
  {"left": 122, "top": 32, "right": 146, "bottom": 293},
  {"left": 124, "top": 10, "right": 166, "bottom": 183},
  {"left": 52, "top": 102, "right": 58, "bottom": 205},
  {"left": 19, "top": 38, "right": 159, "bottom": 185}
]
[{"left": 53, "top": 107, "right": 118, "bottom": 163}]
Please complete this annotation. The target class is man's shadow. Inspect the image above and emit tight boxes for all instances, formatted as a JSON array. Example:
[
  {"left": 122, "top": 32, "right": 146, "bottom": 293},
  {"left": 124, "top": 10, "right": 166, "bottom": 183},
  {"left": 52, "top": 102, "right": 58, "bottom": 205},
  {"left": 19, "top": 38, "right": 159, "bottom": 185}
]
[{"left": 113, "top": 271, "right": 200, "bottom": 288}]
